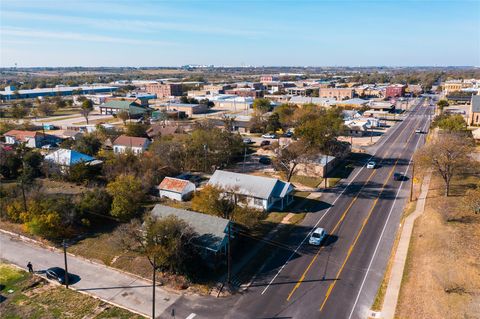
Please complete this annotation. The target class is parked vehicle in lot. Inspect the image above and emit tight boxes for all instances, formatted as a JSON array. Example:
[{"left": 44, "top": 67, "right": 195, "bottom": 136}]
[
  {"left": 393, "top": 172, "right": 403, "bottom": 181},
  {"left": 259, "top": 156, "right": 271, "bottom": 165},
  {"left": 309, "top": 227, "right": 327, "bottom": 245},
  {"left": 284, "top": 131, "right": 293, "bottom": 137},
  {"left": 243, "top": 138, "right": 252, "bottom": 144},
  {"left": 366, "top": 161, "right": 376, "bottom": 169},
  {"left": 46, "top": 267, "right": 69, "bottom": 284},
  {"left": 262, "top": 133, "right": 277, "bottom": 139},
  {"left": 260, "top": 140, "right": 270, "bottom": 147},
  {"left": 415, "top": 129, "right": 422, "bottom": 134}
]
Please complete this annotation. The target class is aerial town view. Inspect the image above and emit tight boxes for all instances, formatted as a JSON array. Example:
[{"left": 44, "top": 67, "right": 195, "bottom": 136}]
[{"left": 0, "top": 1, "right": 479, "bottom": 318}]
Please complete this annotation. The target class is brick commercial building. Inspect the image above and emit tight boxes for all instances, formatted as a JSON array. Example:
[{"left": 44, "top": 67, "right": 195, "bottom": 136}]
[
  {"left": 385, "top": 84, "right": 406, "bottom": 98},
  {"left": 145, "top": 83, "right": 183, "bottom": 98},
  {"left": 225, "top": 88, "right": 264, "bottom": 98},
  {"left": 318, "top": 87, "right": 354, "bottom": 100}
]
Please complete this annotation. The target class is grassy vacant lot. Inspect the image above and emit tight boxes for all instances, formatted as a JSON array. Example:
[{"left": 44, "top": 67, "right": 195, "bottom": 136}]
[
  {"left": 0, "top": 263, "right": 144, "bottom": 319},
  {"left": 395, "top": 167, "right": 480, "bottom": 318}
]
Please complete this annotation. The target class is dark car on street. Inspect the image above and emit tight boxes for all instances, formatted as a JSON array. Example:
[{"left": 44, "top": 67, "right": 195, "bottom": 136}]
[
  {"left": 260, "top": 140, "right": 270, "bottom": 147},
  {"left": 259, "top": 157, "right": 272, "bottom": 165},
  {"left": 46, "top": 267, "right": 69, "bottom": 284},
  {"left": 393, "top": 172, "right": 403, "bottom": 181}
]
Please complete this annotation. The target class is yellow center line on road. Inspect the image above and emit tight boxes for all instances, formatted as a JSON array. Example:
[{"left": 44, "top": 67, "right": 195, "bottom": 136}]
[
  {"left": 319, "top": 125, "right": 420, "bottom": 312},
  {"left": 287, "top": 112, "right": 415, "bottom": 301},
  {"left": 286, "top": 168, "right": 376, "bottom": 301}
]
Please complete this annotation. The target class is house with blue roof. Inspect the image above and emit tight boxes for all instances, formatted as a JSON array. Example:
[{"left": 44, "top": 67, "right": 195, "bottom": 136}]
[{"left": 44, "top": 148, "right": 100, "bottom": 173}]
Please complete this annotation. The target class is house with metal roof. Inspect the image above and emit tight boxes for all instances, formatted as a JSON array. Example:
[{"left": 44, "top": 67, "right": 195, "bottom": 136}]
[
  {"left": 157, "top": 177, "right": 196, "bottom": 201},
  {"left": 150, "top": 204, "right": 231, "bottom": 254},
  {"left": 99, "top": 100, "right": 150, "bottom": 118},
  {"left": 208, "top": 170, "right": 294, "bottom": 211},
  {"left": 3, "top": 130, "right": 61, "bottom": 148},
  {"left": 113, "top": 135, "right": 150, "bottom": 155}
]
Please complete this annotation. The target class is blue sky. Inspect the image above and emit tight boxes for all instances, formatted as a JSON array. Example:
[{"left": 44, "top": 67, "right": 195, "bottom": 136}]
[{"left": 1, "top": 0, "right": 479, "bottom": 67}]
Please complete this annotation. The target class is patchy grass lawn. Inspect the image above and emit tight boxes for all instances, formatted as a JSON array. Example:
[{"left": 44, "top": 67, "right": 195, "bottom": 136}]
[
  {"left": 289, "top": 175, "right": 323, "bottom": 188},
  {"left": 395, "top": 168, "right": 480, "bottom": 318},
  {"left": 0, "top": 263, "right": 144, "bottom": 319}
]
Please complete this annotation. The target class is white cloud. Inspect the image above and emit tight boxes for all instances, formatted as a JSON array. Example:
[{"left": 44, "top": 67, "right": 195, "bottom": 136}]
[
  {"left": 1, "top": 10, "right": 267, "bottom": 38},
  {"left": 0, "top": 26, "right": 175, "bottom": 46}
]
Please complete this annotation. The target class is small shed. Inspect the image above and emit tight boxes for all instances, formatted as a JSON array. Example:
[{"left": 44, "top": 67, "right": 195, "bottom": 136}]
[{"left": 157, "top": 177, "right": 196, "bottom": 201}]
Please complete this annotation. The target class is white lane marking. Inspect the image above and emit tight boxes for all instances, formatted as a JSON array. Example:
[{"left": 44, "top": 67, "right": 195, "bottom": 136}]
[
  {"left": 260, "top": 102, "right": 422, "bottom": 295},
  {"left": 347, "top": 104, "right": 431, "bottom": 319},
  {"left": 186, "top": 313, "right": 197, "bottom": 319}
]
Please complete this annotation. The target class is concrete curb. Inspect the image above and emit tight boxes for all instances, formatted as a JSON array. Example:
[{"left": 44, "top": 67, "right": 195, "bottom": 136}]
[{"left": 380, "top": 171, "right": 432, "bottom": 319}]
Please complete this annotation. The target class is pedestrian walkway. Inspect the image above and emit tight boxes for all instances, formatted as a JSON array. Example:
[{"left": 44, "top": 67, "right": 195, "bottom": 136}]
[
  {"left": 380, "top": 171, "right": 432, "bottom": 319},
  {"left": 0, "top": 232, "right": 180, "bottom": 317}
]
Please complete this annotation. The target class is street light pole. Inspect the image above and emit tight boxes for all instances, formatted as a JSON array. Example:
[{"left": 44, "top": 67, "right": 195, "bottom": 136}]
[
  {"left": 152, "top": 258, "right": 156, "bottom": 319},
  {"left": 63, "top": 239, "right": 69, "bottom": 289}
]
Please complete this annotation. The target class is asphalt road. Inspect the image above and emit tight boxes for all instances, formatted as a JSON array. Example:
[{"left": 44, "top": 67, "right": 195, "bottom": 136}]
[{"left": 161, "top": 99, "right": 434, "bottom": 319}]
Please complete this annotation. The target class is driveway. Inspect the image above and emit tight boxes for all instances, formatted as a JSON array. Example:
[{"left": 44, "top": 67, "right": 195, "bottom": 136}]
[{"left": 0, "top": 231, "right": 180, "bottom": 318}]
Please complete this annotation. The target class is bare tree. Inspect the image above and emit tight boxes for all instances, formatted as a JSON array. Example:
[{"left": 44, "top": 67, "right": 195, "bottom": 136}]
[
  {"left": 414, "top": 133, "right": 474, "bottom": 196},
  {"left": 80, "top": 99, "right": 94, "bottom": 124},
  {"left": 272, "top": 141, "right": 310, "bottom": 182}
]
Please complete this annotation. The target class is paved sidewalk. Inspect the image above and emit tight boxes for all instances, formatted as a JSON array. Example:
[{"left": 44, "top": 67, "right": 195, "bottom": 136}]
[
  {"left": 0, "top": 232, "right": 180, "bottom": 318},
  {"left": 380, "top": 171, "right": 432, "bottom": 319}
]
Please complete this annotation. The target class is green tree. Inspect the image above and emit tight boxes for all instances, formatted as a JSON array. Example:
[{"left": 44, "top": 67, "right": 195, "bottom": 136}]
[
  {"left": 73, "top": 134, "right": 102, "bottom": 156},
  {"left": 191, "top": 184, "right": 262, "bottom": 228},
  {"left": 266, "top": 113, "right": 282, "bottom": 133},
  {"left": 253, "top": 98, "right": 272, "bottom": 114},
  {"left": 436, "top": 99, "right": 449, "bottom": 110},
  {"left": 295, "top": 107, "right": 345, "bottom": 153},
  {"left": 77, "top": 188, "right": 112, "bottom": 219},
  {"left": 107, "top": 174, "right": 144, "bottom": 220},
  {"left": 432, "top": 114, "right": 467, "bottom": 132},
  {"left": 80, "top": 99, "right": 94, "bottom": 124},
  {"left": 274, "top": 103, "right": 297, "bottom": 128},
  {"left": 125, "top": 123, "right": 148, "bottom": 137}
]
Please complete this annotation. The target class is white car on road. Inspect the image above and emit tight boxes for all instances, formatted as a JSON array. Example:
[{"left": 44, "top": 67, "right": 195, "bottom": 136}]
[
  {"left": 367, "top": 161, "right": 376, "bottom": 169},
  {"left": 309, "top": 227, "right": 327, "bottom": 246},
  {"left": 261, "top": 133, "right": 277, "bottom": 139}
]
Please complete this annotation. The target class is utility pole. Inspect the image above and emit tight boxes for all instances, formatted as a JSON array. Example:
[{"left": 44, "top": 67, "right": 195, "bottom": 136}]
[
  {"left": 152, "top": 258, "right": 156, "bottom": 319},
  {"left": 63, "top": 239, "right": 69, "bottom": 289},
  {"left": 242, "top": 146, "right": 247, "bottom": 172},
  {"left": 203, "top": 144, "right": 207, "bottom": 173},
  {"left": 410, "top": 161, "right": 415, "bottom": 202},
  {"left": 227, "top": 222, "right": 232, "bottom": 284},
  {"left": 324, "top": 154, "right": 328, "bottom": 188}
]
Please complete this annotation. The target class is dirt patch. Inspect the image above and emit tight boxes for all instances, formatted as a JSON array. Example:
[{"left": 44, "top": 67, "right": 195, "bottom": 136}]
[{"left": 395, "top": 171, "right": 480, "bottom": 319}]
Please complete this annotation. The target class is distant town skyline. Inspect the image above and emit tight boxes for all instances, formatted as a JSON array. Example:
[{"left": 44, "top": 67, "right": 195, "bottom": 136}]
[{"left": 1, "top": 0, "right": 479, "bottom": 67}]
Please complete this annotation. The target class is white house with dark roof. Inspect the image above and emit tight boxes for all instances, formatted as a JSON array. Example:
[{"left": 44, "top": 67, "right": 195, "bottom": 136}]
[
  {"left": 208, "top": 170, "right": 294, "bottom": 211},
  {"left": 113, "top": 135, "right": 150, "bottom": 155}
]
